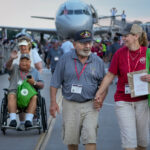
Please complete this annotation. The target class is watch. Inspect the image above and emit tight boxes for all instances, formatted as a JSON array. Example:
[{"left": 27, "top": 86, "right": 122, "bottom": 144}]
[{"left": 33, "top": 81, "right": 37, "bottom": 86}]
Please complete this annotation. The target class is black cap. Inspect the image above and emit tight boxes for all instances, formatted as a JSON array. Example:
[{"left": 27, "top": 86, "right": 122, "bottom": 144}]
[
  {"left": 20, "top": 54, "right": 30, "bottom": 60},
  {"left": 74, "top": 30, "right": 93, "bottom": 43}
]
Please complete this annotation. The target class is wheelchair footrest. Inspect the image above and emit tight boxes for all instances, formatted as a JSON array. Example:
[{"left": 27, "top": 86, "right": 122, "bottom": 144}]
[
  {"left": 1, "top": 126, "right": 16, "bottom": 130},
  {"left": 25, "top": 125, "right": 42, "bottom": 130}
]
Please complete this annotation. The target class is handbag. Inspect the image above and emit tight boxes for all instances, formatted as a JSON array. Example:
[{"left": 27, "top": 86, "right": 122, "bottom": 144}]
[
  {"left": 17, "top": 79, "right": 37, "bottom": 109},
  {"left": 146, "top": 48, "right": 150, "bottom": 106}
]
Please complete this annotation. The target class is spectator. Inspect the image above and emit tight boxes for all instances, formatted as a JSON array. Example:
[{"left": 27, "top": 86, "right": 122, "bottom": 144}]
[
  {"left": 61, "top": 37, "right": 74, "bottom": 54},
  {"left": 47, "top": 40, "right": 63, "bottom": 74},
  {"left": 109, "top": 36, "right": 121, "bottom": 61}
]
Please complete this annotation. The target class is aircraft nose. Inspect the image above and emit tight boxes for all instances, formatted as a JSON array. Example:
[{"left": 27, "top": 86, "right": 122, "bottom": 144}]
[
  {"left": 56, "top": 15, "right": 93, "bottom": 38},
  {"left": 66, "top": 16, "right": 91, "bottom": 28}
]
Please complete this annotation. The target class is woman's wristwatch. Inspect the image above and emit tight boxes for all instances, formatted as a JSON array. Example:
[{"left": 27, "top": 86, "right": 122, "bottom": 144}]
[{"left": 34, "top": 81, "right": 37, "bottom": 86}]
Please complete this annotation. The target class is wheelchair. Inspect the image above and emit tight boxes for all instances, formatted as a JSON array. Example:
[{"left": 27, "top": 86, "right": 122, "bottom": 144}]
[{"left": 0, "top": 88, "right": 47, "bottom": 135}]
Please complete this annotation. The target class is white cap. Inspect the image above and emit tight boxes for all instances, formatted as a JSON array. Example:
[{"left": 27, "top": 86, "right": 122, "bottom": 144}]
[{"left": 18, "top": 40, "right": 28, "bottom": 46}]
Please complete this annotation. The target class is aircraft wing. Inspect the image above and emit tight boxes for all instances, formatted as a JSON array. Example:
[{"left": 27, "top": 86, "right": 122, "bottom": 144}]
[
  {"left": 114, "top": 19, "right": 132, "bottom": 28},
  {"left": 93, "top": 25, "right": 121, "bottom": 36},
  {"left": 0, "top": 25, "right": 57, "bottom": 35},
  {"left": 31, "top": 16, "right": 55, "bottom": 20},
  {"left": 98, "top": 15, "right": 121, "bottom": 19},
  {"left": 93, "top": 26, "right": 111, "bottom": 35}
]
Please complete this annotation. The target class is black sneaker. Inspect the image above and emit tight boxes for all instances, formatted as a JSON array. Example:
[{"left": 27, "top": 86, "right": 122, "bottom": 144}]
[
  {"left": 9, "top": 120, "right": 17, "bottom": 127},
  {"left": 24, "top": 120, "right": 32, "bottom": 128}
]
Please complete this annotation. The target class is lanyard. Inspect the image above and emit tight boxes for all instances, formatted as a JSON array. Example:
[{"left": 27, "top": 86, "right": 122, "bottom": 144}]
[
  {"left": 74, "top": 59, "right": 87, "bottom": 80},
  {"left": 127, "top": 47, "right": 141, "bottom": 72},
  {"left": 20, "top": 71, "right": 28, "bottom": 80}
]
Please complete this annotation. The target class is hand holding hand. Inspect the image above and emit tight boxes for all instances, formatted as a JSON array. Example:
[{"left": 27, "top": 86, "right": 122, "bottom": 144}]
[{"left": 93, "top": 92, "right": 103, "bottom": 111}]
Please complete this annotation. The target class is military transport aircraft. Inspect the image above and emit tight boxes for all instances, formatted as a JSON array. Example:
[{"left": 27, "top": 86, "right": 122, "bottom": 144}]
[{"left": 0, "top": 0, "right": 122, "bottom": 39}]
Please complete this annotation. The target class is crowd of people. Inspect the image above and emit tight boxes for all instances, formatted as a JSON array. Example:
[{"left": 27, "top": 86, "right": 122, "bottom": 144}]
[{"left": 1, "top": 23, "right": 150, "bottom": 150}]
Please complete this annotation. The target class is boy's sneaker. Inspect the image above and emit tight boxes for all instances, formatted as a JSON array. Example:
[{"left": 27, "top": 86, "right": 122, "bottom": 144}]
[
  {"left": 24, "top": 120, "right": 32, "bottom": 128},
  {"left": 9, "top": 120, "right": 17, "bottom": 127}
]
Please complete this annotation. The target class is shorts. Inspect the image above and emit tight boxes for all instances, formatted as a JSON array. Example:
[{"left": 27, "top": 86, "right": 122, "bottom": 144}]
[
  {"left": 62, "top": 98, "right": 99, "bottom": 145},
  {"left": 115, "top": 100, "right": 149, "bottom": 148},
  {"left": 8, "top": 89, "right": 17, "bottom": 96}
]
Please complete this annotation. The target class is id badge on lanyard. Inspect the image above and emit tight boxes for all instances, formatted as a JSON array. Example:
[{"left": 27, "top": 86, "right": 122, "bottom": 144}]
[
  {"left": 54, "top": 56, "right": 59, "bottom": 61},
  {"left": 17, "top": 80, "right": 23, "bottom": 85},
  {"left": 125, "top": 84, "right": 131, "bottom": 94},
  {"left": 71, "top": 60, "right": 87, "bottom": 94},
  {"left": 126, "top": 48, "right": 141, "bottom": 94},
  {"left": 71, "top": 84, "right": 82, "bottom": 94}
]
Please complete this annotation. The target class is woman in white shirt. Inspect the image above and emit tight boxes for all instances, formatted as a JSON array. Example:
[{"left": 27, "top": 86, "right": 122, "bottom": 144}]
[{"left": 13, "top": 36, "right": 43, "bottom": 73}]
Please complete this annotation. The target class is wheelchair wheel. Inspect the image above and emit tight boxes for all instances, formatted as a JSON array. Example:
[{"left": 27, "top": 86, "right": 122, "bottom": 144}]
[
  {"left": 41, "top": 97, "right": 47, "bottom": 132},
  {"left": 0, "top": 97, "right": 8, "bottom": 135}
]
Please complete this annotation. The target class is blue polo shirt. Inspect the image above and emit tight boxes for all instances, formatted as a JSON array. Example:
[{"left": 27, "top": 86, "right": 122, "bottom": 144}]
[
  {"left": 50, "top": 50, "right": 105, "bottom": 102},
  {"left": 47, "top": 47, "right": 63, "bottom": 72}
]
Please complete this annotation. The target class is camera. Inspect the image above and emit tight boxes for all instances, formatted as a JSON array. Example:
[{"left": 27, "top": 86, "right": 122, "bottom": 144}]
[{"left": 26, "top": 75, "right": 32, "bottom": 79}]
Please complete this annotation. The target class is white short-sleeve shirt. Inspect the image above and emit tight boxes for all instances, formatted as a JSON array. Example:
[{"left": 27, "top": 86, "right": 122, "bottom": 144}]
[
  {"left": 61, "top": 41, "right": 74, "bottom": 54},
  {"left": 13, "top": 49, "right": 42, "bottom": 67}
]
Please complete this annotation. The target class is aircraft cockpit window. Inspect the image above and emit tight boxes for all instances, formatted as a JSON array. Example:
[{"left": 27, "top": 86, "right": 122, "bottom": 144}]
[
  {"left": 74, "top": 10, "right": 83, "bottom": 14},
  {"left": 59, "top": 9, "right": 73, "bottom": 15},
  {"left": 59, "top": 9, "right": 90, "bottom": 15},
  {"left": 68, "top": 10, "right": 73, "bottom": 14},
  {"left": 60, "top": 10, "right": 64, "bottom": 15},
  {"left": 83, "top": 10, "right": 90, "bottom": 15}
]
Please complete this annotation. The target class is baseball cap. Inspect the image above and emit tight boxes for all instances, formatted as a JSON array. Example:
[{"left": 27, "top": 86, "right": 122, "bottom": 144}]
[
  {"left": 95, "top": 39, "right": 101, "bottom": 43},
  {"left": 18, "top": 40, "right": 28, "bottom": 46},
  {"left": 51, "top": 39, "right": 58, "bottom": 43},
  {"left": 74, "top": 30, "right": 93, "bottom": 43},
  {"left": 20, "top": 54, "right": 30, "bottom": 60},
  {"left": 117, "top": 24, "right": 143, "bottom": 36}
]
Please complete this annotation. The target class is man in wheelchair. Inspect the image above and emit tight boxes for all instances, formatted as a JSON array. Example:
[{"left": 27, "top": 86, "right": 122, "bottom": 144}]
[{"left": 6, "top": 52, "right": 44, "bottom": 128}]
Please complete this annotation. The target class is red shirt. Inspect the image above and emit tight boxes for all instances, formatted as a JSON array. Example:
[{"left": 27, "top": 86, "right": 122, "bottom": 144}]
[
  {"left": 91, "top": 46, "right": 103, "bottom": 57},
  {"left": 109, "top": 46, "right": 147, "bottom": 102}
]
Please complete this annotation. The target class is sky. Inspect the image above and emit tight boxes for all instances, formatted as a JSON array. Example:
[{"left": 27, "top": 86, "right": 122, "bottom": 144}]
[{"left": 0, "top": 0, "right": 149, "bottom": 29}]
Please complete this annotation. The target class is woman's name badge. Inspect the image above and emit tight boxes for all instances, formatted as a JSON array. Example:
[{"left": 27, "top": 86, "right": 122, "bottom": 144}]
[
  {"left": 125, "top": 84, "right": 131, "bottom": 94},
  {"left": 54, "top": 57, "right": 59, "bottom": 61},
  {"left": 71, "top": 84, "right": 82, "bottom": 94}
]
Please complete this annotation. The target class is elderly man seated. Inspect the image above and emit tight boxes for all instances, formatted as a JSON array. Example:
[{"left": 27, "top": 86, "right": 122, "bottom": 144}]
[{"left": 6, "top": 52, "right": 44, "bottom": 128}]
